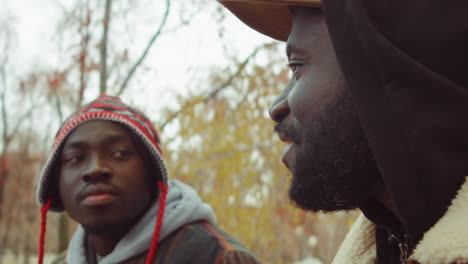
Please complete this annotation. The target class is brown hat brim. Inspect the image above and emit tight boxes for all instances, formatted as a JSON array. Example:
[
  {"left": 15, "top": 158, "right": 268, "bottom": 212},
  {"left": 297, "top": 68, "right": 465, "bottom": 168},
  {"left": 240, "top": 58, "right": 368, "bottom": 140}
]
[{"left": 218, "top": 0, "right": 320, "bottom": 41}]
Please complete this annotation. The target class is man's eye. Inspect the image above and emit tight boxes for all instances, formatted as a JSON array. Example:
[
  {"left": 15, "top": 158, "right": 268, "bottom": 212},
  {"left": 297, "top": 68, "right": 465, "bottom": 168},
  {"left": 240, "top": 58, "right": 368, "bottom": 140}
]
[
  {"left": 65, "top": 155, "right": 82, "bottom": 165},
  {"left": 288, "top": 62, "right": 303, "bottom": 73},
  {"left": 112, "top": 150, "right": 131, "bottom": 159}
]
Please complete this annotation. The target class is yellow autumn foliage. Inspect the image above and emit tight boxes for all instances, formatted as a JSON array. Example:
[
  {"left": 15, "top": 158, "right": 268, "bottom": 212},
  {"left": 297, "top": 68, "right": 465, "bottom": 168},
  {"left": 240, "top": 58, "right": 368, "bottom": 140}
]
[{"left": 160, "top": 46, "right": 358, "bottom": 264}]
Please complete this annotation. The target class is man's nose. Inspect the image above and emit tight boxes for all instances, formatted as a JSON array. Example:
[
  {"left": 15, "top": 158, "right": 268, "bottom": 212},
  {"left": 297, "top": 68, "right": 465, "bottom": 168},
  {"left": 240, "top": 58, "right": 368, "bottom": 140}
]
[
  {"left": 82, "top": 155, "right": 111, "bottom": 182},
  {"left": 269, "top": 95, "right": 290, "bottom": 123}
]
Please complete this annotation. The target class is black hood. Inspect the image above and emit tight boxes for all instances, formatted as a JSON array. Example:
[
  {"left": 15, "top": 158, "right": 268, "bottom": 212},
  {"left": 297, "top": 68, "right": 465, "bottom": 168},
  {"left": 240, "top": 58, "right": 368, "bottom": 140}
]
[{"left": 321, "top": 0, "right": 468, "bottom": 254}]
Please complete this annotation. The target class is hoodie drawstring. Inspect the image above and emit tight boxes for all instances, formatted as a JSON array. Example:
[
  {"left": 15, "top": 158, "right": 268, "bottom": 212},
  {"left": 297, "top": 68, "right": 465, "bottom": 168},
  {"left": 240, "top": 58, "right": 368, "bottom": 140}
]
[
  {"left": 145, "top": 181, "right": 168, "bottom": 264},
  {"left": 38, "top": 199, "right": 52, "bottom": 264}
]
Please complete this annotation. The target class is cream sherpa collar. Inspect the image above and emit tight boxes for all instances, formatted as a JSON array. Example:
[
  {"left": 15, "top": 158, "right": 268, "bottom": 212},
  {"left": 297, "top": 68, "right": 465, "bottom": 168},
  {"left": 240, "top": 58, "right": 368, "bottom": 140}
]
[{"left": 332, "top": 176, "right": 468, "bottom": 264}]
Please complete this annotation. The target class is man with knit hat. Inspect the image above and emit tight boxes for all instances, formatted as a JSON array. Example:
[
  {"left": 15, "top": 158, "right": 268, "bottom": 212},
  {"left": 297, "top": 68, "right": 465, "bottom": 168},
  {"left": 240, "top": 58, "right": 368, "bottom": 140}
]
[
  {"left": 36, "top": 95, "right": 260, "bottom": 264},
  {"left": 218, "top": 0, "right": 468, "bottom": 263}
]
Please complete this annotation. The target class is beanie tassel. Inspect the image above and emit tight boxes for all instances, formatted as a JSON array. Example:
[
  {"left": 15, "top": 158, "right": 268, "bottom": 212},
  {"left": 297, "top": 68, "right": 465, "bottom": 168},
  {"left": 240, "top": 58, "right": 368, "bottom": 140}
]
[
  {"left": 145, "top": 181, "right": 168, "bottom": 264},
  {"left": 38, "top": 199, "right": 52, "bottom": 264}
]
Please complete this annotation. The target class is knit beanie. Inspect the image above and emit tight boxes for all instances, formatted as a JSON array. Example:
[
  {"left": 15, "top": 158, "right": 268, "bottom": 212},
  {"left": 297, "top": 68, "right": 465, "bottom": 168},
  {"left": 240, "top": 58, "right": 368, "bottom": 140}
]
[{"left": 36, "top": 95, "right": 169, "bottom": 264}]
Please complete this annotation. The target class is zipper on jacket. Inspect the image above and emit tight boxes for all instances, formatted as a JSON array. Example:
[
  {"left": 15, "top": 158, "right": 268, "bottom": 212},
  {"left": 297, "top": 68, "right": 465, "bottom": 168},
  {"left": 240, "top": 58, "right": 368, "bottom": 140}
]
[{"left": 389, "top": 233, "right": 409, "bottom": 263}]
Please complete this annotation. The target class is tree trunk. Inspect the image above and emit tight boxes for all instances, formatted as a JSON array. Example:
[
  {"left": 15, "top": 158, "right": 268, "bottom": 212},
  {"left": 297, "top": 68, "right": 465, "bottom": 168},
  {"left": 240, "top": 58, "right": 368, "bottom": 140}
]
[
  {"left": 58, "top": 213, "right": 69, "bottom": 253},
  {"left": 99, "top": 0, "right": 112, "bottom": 95},
  {"left": 13, "top": 233, "right": 19, "bottom": 264},
  {"left": 23, "top": 232, "right": 30, "bottom": 264}
]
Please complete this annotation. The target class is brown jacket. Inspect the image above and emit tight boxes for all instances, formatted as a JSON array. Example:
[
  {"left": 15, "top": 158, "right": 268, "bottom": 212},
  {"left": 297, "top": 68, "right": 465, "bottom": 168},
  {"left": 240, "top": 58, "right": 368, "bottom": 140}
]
[
  {"left": 56, "top": 221, "right": 260, "bottom": 264},
  {"left": 120, "top": 221, "right": 260, "bottom": 264}
]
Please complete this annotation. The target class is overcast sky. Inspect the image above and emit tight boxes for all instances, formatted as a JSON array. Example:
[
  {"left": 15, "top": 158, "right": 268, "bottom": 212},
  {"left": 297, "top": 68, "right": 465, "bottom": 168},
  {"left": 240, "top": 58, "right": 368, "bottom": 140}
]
[{"left": 2, "top": 0, "right": 279, "bottom": 114}]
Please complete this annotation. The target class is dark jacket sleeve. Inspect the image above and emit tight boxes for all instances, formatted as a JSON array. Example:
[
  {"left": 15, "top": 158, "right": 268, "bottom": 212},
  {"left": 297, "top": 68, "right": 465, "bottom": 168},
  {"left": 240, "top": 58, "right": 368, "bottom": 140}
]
[
  {"left": 218, "top": 250, "right": 261, "bottom": 264},
  {"left": 155, "top": 221, "right": 262, "bottom": 264},
  {"left": 406, "top": 260, "right": 468, "bottom": 264}
]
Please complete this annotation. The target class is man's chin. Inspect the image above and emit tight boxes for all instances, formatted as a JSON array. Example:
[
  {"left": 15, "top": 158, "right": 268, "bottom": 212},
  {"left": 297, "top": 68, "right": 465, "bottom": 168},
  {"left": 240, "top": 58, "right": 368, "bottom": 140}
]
[{"left": 288, "top": 173, "right": 361, "bottom": 213}]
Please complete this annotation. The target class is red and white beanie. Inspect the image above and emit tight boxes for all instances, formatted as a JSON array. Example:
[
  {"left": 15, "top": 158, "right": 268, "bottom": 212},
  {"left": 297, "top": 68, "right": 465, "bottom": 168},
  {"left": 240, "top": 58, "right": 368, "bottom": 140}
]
[
  {"left": 36, "top": 95, "right": 169, "bottom": 264},
  {"left": 37, "top": 94, "right": 168, "bottom": 211}
]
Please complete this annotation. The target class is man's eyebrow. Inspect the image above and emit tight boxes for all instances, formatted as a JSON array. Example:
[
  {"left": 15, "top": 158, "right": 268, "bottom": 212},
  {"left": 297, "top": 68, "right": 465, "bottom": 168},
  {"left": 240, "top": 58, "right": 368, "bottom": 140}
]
[
  {"left": 62, "top": 141, "right": 87, "bottom": 153},
  {"left": 100, "top": 134, "right": 128, "bottom": 145},
  {"left": 286, "top": 43, "right": 291, "bottom": 58},
  {"left": 62, "top": 134, "right": 128, "bottom": 151},
  {"left": 286, "top": 42, "right": 299, "bottom": 59}
]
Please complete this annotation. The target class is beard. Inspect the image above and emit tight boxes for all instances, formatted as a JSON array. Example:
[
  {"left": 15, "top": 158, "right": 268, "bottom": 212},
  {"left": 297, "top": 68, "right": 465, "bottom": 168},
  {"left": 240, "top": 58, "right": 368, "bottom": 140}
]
[{"left": 286, "top": 91, "right": 381, "bottom": 212}]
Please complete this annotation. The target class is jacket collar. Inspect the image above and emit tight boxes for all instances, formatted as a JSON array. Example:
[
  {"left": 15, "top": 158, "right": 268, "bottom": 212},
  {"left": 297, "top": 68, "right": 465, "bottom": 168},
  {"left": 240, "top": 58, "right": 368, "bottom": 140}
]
[{"left": 332, "top": 176, "right": 468, "bottom": 264}]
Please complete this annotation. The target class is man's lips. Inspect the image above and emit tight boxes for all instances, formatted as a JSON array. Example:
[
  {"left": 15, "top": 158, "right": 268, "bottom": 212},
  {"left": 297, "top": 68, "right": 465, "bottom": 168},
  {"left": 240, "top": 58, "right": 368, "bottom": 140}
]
[
  {"left": 276, "top": 132, "right": 296, "bottom": 170},
  {"left": 82, "top": 193, "right": 116, "bottom": 206},
  {"left": 281, "top": 143, "right": 294, "bottom": 170},
  {"left": 277, "top": 132, "right": 295, "bottom": 145},
  {"left": 78, "top": 185, "right": 118, "bottom": 206},
  {"left": 274, "top": 123, "right": 299, "bottom": 170}
]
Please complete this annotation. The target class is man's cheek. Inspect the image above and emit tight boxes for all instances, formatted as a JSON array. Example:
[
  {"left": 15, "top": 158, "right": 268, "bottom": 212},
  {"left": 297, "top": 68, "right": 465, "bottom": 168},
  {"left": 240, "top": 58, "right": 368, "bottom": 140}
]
[{"left": 289, "top": 93, "right": 321, "bottom": 126}]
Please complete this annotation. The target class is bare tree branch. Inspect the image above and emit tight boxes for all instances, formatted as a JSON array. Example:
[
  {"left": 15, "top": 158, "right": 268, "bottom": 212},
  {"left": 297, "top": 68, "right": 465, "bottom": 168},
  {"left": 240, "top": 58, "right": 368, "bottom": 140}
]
[
  {"left": 77, "top": 0, "right": 91, "bottom": 107},
  {"left": 116, "top": 0, "right": 171, "bottom": 96},
  {"left": 0, "top": 21, "right": 13, "bottom": 226},
  {"left": 0, "top": 67, "right": 9, "bottom": 227},
  {"left": 8, "top": 103, "right": 43, "bottom": 143},
  {"left": 160, "top": 42, "right": 277, "bottom": 131},
  {"left": 99, "top": 0, "right": 112, "bottom": 95},
  {"left": 1, "top": 67, "right": 8, "bottom": 152},
  {"left": 162, "top": 6, "right": 207, "bottom": 34},
  {"left": 54, "top": 91, "right": 64, "bottom": 123},
  {"left": 0, "top": 20, "right": 12, "bottom": 67}
]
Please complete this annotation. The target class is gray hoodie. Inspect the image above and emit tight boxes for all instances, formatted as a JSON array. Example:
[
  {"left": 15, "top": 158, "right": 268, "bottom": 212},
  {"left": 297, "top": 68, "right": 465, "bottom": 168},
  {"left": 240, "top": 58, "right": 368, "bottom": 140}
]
[{"left": 66, "top": 179, "right": 217, "bottom": 264}]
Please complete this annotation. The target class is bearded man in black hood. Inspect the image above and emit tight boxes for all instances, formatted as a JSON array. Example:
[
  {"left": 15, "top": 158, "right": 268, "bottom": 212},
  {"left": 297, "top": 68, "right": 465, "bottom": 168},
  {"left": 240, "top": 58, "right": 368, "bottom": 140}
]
[{"left": 217, "top": 0, "right": 468, "bottom": 263}]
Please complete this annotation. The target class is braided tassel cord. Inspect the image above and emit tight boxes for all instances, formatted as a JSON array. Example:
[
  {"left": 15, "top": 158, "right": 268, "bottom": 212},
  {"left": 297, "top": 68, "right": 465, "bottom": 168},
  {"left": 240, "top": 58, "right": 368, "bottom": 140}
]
[
  {"left": 38, "top": 199, "right": 52, "bottom": 264},
  {"left": 145, "top": 181, "right": 168, "bottom": 264}
]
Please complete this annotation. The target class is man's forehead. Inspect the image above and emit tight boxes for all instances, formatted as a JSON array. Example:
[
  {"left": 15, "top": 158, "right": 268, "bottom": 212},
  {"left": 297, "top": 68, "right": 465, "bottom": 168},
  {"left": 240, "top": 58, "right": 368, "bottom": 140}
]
[
  {"left": 286, "top": 7, "right": 327, "bottom": 57},
  {"left": 286, "top": 34, "right": 312, "bottom": 58}
]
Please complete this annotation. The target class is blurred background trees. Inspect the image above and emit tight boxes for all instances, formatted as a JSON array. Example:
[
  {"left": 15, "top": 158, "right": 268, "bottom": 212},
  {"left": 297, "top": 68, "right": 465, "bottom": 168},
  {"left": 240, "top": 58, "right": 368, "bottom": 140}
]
[{"left": 0, "top": 0, "right": 357, "bottom": 263}]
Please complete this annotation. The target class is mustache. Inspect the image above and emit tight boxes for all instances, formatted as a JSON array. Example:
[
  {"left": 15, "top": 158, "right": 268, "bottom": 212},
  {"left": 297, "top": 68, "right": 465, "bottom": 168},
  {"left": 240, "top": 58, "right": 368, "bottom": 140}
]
[
  {"left": 274, "top": 122, "right": 300, "bottom": 143},
  {"left": 76, "top": 183, "right": 121, "bottom": 202}
]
